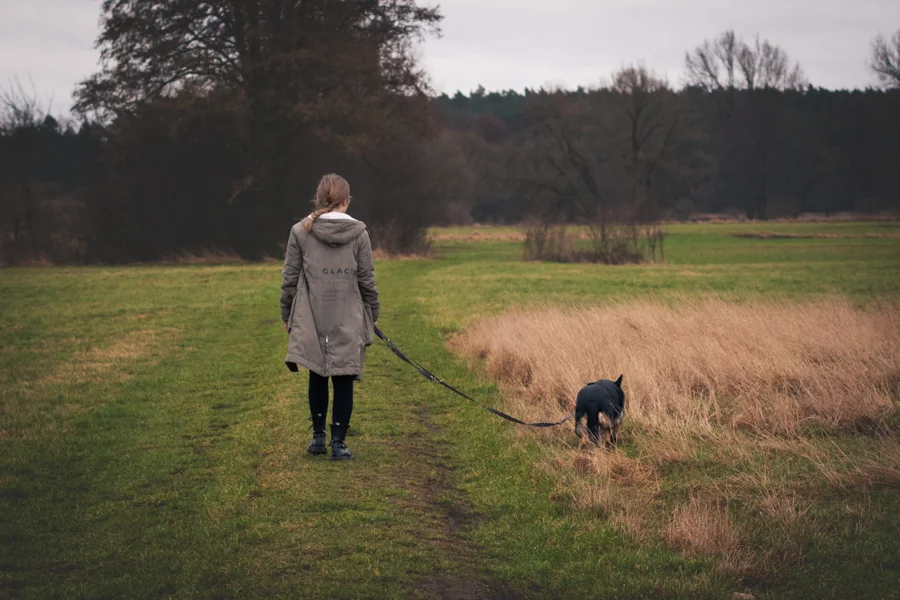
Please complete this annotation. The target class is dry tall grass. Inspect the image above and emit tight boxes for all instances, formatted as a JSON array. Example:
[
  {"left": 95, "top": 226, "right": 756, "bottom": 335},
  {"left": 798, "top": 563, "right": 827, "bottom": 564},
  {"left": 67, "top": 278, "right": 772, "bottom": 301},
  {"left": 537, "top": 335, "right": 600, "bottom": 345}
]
[
  {"left": 451, "top": 299, "right": 899, "bottom": 437},
  {"left": 665, "top": 496, "right": 749, "bottom": 572},
  {"left": 450, "top": 298, "right": 900, "bottom": 576},
  {"left": 429, "top": 228, "right": 527, "bottom": 242}
]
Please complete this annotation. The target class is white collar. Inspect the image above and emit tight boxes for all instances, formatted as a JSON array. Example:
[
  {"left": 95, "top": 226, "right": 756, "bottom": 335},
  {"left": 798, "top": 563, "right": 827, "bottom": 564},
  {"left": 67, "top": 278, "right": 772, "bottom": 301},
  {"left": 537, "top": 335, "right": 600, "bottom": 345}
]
[{"left": 316, "top": 211, "right": 357, "bottom": 221}]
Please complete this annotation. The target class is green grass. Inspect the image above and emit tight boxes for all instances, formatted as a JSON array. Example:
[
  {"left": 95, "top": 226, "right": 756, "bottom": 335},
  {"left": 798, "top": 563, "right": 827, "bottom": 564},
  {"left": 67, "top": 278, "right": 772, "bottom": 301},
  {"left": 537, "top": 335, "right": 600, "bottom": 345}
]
[
  {"left": 424, "top": 222, "right": 900, "bottom": 329},
  {"left": 2, "top": 221, "right": 899, "bottom": 599}
]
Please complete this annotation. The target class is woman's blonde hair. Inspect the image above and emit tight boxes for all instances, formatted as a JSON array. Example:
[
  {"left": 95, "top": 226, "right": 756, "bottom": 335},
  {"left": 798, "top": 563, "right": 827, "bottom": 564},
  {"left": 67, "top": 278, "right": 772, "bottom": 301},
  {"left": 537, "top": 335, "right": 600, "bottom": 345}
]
[{"left": 302, "top": 173, "right": 351, "bottom": 232}]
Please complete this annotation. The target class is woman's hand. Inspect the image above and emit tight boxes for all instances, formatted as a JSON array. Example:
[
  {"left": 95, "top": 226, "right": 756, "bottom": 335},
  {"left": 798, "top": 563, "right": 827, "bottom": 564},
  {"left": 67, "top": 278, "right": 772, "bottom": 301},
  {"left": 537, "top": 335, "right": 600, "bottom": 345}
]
[{"left": 283, "top": 321, "right": 289, "bottom": 332}]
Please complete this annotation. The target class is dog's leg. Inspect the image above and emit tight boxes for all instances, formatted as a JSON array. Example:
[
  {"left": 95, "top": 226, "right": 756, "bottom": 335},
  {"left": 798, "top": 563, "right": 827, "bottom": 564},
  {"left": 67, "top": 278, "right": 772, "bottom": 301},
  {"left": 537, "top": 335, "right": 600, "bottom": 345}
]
[
  {"left": 595, "top": 413, "right": 611, "bottom": 448},
  {"left": 575, "top": 414, "right": 586, "bottom": 450}
]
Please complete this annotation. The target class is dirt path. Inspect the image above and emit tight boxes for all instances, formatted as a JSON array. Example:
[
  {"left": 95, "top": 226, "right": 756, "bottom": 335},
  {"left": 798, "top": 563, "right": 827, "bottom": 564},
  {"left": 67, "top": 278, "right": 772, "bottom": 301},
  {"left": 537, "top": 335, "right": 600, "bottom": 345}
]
[
  {"left": 398, "top": 404, "right": 530, "bottom": 600},
  {"left": 355, "top": 261, "right": 534, "bottom": 599}
]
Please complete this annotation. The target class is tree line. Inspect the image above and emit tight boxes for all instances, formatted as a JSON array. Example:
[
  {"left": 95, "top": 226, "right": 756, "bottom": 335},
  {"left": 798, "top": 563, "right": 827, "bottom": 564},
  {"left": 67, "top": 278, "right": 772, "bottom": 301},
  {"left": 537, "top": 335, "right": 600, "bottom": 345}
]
[{"left": 1, "top": 2, "right": 898, "bottom": 264}]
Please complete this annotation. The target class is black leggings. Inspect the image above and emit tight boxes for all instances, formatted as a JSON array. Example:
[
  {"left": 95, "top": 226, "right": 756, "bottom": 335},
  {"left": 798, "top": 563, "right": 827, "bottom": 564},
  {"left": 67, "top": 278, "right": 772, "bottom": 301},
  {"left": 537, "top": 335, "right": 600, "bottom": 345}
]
[{"left": 308, "top": 371, "right": 354, "bottom": 426}]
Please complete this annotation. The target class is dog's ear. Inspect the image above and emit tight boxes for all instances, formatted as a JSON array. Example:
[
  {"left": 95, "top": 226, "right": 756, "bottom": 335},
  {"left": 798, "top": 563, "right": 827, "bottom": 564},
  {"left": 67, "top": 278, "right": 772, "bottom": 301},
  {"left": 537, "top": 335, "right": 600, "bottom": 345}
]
[{"left": 615, "top": 374, "right": 623, "bottom": 388}]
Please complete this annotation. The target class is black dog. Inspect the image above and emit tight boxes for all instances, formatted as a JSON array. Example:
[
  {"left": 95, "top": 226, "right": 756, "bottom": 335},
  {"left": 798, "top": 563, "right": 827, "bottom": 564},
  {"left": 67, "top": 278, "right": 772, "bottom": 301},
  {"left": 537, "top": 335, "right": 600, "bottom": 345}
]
[{"left": 574, "top": 375, "right": 625, "bottom": 448}]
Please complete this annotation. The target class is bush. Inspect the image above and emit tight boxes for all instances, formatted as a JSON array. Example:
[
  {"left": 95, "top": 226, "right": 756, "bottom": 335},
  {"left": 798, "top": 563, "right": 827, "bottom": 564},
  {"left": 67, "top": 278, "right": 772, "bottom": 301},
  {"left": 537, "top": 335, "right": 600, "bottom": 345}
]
[{"left": 523, "top": 222, "right": 663, "bottom": 264}]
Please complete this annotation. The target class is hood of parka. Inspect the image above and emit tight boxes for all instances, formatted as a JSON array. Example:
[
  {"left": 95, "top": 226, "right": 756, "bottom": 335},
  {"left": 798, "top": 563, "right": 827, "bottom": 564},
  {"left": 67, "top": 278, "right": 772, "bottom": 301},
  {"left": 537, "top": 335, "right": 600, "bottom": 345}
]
[{"left": 308, "top": 219, "right": 367, "bottom": 247}]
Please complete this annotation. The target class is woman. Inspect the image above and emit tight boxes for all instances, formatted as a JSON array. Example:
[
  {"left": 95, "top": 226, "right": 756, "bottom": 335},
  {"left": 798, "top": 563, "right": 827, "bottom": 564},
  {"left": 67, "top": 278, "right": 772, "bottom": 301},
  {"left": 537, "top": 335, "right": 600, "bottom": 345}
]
[{"left": 280, "top": 174, "right": 380, "bottom": 460}]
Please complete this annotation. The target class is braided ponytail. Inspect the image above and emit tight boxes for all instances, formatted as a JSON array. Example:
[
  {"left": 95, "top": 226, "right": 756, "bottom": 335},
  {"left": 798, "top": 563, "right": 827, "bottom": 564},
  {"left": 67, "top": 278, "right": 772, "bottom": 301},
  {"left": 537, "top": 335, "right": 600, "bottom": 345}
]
[{"left": 302, "top": 173, "right": 351, "bottom": 232}]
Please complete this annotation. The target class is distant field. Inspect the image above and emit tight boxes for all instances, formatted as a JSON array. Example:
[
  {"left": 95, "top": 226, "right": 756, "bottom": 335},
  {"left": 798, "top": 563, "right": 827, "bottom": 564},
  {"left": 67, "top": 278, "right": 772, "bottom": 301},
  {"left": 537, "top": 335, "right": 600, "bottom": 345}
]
[
  {"left": 2, "top": 221, "right": 899, "bottom": 599},
  {"left": 423, "top": 221, "right": 900, "bottom": 328},
  {"left": 429, "top": 220, "right": 900, "bottom": 242}
]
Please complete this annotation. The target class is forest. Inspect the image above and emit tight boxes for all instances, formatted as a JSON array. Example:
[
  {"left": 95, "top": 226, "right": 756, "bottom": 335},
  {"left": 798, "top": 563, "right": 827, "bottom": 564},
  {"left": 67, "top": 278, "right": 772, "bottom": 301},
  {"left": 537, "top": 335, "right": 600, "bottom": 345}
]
[{"left": 1, "top": 1, "right": 899, "bottom": 264}]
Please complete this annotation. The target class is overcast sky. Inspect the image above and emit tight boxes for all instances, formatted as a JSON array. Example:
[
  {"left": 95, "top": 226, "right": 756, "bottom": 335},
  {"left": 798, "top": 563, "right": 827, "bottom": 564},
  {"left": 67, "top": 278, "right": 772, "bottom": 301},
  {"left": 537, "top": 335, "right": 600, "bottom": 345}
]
[{"left": 1, "top": 0, "right": 898, "bottom": 114}]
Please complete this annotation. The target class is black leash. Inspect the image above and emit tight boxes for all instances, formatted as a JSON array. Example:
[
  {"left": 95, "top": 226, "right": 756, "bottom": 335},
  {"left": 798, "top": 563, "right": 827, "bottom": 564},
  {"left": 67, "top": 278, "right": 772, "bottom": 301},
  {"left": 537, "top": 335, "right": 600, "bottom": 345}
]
[{"left": 374, "top": 326, "right": 574, "bottom": 428}]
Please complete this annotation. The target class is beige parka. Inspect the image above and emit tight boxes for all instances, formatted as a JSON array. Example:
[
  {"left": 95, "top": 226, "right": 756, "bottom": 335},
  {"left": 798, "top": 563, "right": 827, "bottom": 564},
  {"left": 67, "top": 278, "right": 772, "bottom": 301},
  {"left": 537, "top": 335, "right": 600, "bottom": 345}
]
[{"left": 280, "top": 214, "right": 380, "bottom": 378}]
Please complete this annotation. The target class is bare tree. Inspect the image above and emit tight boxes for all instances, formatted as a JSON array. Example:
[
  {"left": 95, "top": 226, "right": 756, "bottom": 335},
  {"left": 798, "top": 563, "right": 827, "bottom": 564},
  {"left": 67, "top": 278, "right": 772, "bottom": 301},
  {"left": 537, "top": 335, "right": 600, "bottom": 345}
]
[
  {"left": 870, "top": 30, "right": 900, "bottom": 88},
  {"left": 521, "top": 91, "right": 613, "bottom": 239},
  {"left": 740, "top": 38, "right": 806, "bottom": 90},
  {"left": 0, "top": 79, "right": 49, "bottom": 262},
  {"left": 0, "top": 79, "right": 46, "bottom": 131},
  {"left": 685, "top": 31, "right": 806, "bottom": 219},
  {"left": 518, "top": 68, "right": 699, "bottom": 262},
  {"left": 609, "top": 66, "right": 678, "bottom": 216},
  {"left": 685, "top": 30, "right": 806, "bottom": 116},
  {"left": 608, "top": 66, "right": 685, "bottom": 258},
  {"left": 685, "top": 30, "right": 741, "bottom": 93}
]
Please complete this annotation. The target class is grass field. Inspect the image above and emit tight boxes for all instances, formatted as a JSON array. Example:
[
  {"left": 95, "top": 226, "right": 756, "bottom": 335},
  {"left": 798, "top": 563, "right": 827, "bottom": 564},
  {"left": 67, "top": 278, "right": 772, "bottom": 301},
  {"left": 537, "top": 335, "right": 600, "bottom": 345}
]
[{"left": 2, "top": 222, "right": 899, "bottom": 599}]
